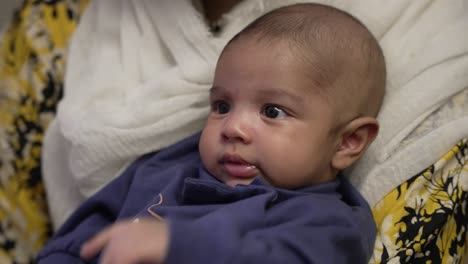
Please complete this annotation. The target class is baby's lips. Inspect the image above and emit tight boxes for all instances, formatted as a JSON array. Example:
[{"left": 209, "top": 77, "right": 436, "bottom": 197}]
[
  {"left": 220, "top": 153, "right": 250, "bottom": 164},
  {"left": 222, "top": 162, "right": 258, "bottom": 178}
]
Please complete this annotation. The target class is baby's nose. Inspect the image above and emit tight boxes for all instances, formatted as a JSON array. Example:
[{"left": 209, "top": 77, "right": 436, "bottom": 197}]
[{"left": 221, "top": 111, "right": 253, "bottom": 144}]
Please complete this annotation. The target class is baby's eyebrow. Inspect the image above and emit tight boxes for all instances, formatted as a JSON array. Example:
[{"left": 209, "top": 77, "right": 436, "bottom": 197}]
[
  {"left": 210, "top": 86, "right": 234, "bottom": 100},
  {"left": 257, "top": 87, "right": 305, "bottom": 105},
  {"left": 209, "top": 85, "right": 305, "bottom": 105},
  {"left": 209, "top": 86, "right": 222, "bottom": 97},
  {"left": 209, "top": 85, "right": 235, "bottom": 99}
]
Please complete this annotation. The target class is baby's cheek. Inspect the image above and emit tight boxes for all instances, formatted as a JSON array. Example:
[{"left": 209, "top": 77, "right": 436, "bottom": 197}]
[{"left": 199, "top": 135, "right": 212, "bottom": 167}]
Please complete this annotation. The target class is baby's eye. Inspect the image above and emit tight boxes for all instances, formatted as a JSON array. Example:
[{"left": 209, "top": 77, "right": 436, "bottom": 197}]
[
  {"left": 262, "top": 105, "right": 288, "bottom": 119},
  {"left": 213, "top": 101, "right": 230, "bottom": 114}
]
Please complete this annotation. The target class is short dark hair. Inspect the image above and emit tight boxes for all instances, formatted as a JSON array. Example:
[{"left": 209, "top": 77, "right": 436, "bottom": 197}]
[{"left": 222, "top": 3, "right": 386, "bottom": 116}]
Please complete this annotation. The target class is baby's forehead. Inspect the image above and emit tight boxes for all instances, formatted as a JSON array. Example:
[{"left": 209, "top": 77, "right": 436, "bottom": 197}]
[
  {"left": 221, "top": 36, "right": 343, "bottom": 95},
  {"left": 228, "top": 26, "right": 362, "bottom": 83}
]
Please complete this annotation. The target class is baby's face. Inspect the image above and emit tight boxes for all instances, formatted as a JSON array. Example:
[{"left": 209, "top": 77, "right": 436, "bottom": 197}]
[{"left": 199, "top": 39, "right": 341, "bottom": 189}]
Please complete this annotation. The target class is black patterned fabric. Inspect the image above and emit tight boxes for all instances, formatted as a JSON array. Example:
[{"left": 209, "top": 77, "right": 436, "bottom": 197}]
[{"left": 0, "top": 1, "right": 88, "bottom": 262}]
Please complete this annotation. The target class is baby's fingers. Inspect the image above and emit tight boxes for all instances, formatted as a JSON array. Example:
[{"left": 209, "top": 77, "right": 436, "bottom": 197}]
[{"left": 80, "top": 228, "right": 112, "bottom": 260}]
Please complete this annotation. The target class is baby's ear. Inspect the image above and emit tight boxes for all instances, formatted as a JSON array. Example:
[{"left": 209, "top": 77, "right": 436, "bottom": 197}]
[{"left": 331, "top": 117, "right": 379, "bottom": 170}]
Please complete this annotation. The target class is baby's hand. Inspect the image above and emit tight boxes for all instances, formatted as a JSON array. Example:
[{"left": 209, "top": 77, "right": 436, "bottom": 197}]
[{"left": 80, "top": 218, "right": 169, "bottom": 264}]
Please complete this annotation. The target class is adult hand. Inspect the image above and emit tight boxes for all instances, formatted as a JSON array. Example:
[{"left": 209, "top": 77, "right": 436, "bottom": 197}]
[{"left": 80, "top": 218, "right": 169, "bottom": 264}]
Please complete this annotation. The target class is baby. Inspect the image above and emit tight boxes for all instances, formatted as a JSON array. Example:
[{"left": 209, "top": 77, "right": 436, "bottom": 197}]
[{"left": 38, "top": 3, "right": 386, "bottom": 263}]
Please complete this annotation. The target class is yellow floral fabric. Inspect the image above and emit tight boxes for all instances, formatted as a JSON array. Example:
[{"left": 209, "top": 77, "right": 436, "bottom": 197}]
[
  {"left": 0, "top": 0, "right": 88, "bottom": 263},
  {"left": 371, "top": 139, "right": 468, "bottom": 264}
]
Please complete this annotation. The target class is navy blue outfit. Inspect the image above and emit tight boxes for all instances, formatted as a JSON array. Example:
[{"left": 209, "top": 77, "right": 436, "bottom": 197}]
[{"left": 37, "top": 132, "right": 376, "bottom": 263}]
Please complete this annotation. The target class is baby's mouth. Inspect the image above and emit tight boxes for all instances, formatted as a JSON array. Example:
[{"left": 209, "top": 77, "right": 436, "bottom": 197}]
[{"left": 220, "top": 154, "right": 258, "bottom": 178}]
